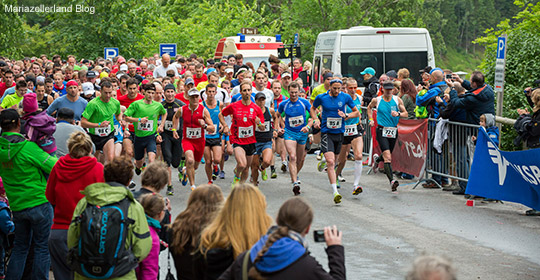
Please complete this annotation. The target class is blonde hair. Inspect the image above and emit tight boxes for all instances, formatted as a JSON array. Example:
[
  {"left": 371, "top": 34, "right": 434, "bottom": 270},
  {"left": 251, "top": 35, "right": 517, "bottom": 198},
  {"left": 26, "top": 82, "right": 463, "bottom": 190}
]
[
  {"left": 67, "top": 131, "right": 93, "bottom": 158},
  {"left": 397, "top": 68, "right": 410, "bottom": 80},
  {"left": 199, "top": 183, "right": 272, "bottom": 258},
  {"left": 532, "top": 89, "right": 540, "bottom": 113},
  {"left": 406, "top": 255, "right": 456, "bottom": 280}
]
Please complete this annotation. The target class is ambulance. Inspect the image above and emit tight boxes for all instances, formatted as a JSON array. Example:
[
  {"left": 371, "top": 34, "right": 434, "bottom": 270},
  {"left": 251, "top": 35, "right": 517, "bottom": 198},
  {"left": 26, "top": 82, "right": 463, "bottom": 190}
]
[
  {"left": 312, "top": 26, "right": 436, "bottom": 86},
  {"left": 213, "top": 33, "right": 284, "bottom": 67}
]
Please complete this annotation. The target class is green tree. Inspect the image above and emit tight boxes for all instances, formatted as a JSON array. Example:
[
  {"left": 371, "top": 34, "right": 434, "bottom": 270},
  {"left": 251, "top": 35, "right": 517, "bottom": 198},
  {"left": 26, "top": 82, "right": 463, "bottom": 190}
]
[{"left": 0, "top": 0, "right": 25, "bottom": 58}]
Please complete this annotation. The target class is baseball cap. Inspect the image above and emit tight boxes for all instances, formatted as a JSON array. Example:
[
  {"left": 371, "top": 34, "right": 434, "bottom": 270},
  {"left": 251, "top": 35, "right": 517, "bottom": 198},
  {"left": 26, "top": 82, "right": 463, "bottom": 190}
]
[
  {"left": 86, "top": 71, "right": 97, "bottom": 79},
  {"left": 360, "top": 67, "right": 376, "bottom": 76},
  {"left": 66, "top": 80, "right": 79, "bottom": 88},
  {"left": 187, "top": 88, "right": 200, "bottom": 97},
  {"left": 185, "top": 77, "right": 195, "bottom": 86},
  {"left": 419, "top": 66, "right": 433, "bottom": 74},
  {"left": 281, "top": 72, "right": 292, "bottom": 78},
  {"left": 255, "top": 92, "right": 266, "bottom": 100},
  {"left": 386, "top": 70, "right": 397, "bottom": 79},
  {"left": 57, "top": 107, "right": 75, "bottom": 120},
  {"left": 235, "top": 68, "right": 249, "bottom": 78},
  {"left": 225, "top": 68, "right": 234, "bottom": 74},
  {"left": 144, "top": 71, "right": 153, "bottom": 76},
  {"left": 164, "top": 84, "right": 176, "bottom": 91},
  {"left": 206, "top": 59, "right": 215, "bottom": 66},
  {"left": 82, "top": 82, "right": 95, "bottom": 96},
  {"left": 0, "top": 109, "right": 19, "bottom": 128},
  {"left": 323, "top": 72, "right": 333, "bottom": 80},
  {"left": 119, "top": 64, "right": 128, "bottom": 72},
  {"left": 382, "top": 81, "right": 395, "bottom": 89}
]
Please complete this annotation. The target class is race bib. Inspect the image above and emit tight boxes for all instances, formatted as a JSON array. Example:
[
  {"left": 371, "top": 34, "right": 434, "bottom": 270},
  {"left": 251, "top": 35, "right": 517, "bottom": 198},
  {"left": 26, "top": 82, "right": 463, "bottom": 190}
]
[
  {"left": 238, "top": 126, "right": 254, "bottom": 138},
  {"left": 164, "top": 120, "right": 174, "bottom": 131},
  {"left": 95, "top": 126, "right": 111, "bottom": 137},
  {"left": 288, "top": 115, "right": 304, "bottom": 128},
  {"left": 327, "top": 117, "right": 342, "bottom": 129},
  {"left": 344, "top": 124, "right": 358, "bottom": 137},
  {"left": 382, "top": 127, "right": 397, "bottom": 138},
  {"left": 256, "top": 121, "right": 270, "bottom": 132},
  {"left": 186, "top": 127, "right": 202, "bottom": 139},
  {"left": 137, "top": 120, "right": 153, "bottom": 132}
]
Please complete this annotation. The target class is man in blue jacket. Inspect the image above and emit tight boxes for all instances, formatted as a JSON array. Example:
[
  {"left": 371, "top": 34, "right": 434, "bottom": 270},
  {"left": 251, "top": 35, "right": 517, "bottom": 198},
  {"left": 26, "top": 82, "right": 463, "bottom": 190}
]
[{"left": 416, "top": 68, "right": 448, "bottom": 118}]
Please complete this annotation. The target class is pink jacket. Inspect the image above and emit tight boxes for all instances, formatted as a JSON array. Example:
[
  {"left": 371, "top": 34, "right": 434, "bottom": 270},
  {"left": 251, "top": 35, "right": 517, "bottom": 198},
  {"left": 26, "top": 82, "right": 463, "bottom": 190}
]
[{"left": 136, "top": 224, "right": 160, "bottom": 279}]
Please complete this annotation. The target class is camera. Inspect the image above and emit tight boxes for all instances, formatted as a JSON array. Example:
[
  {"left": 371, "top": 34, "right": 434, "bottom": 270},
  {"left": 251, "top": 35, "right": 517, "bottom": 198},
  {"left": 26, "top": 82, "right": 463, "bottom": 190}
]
[
  {"left": 445, "top": 74, "right": 453, "bottom": 80},
  {"left": 313, "top": 230, "right": 325, "bottom": 242}
]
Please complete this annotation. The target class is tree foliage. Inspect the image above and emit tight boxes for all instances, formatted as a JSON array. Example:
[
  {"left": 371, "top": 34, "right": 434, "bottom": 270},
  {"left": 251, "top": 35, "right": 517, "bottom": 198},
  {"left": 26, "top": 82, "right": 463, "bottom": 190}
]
[{"left": 0, "top": 0, "right": 25, "bottom": 58}]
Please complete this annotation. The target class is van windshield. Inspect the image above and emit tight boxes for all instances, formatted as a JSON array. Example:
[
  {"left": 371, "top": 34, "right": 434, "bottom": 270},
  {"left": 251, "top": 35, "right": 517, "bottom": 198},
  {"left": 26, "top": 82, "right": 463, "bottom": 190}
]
[{"left": 341, "top": 51, "right": 428, "bottom": 85}]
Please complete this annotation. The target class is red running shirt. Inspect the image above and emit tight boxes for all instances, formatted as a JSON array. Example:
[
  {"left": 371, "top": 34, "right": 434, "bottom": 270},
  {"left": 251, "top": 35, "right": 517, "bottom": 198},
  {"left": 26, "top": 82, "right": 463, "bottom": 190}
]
[
  {"left": 181, "top": 104, "right": 205, "bottom": 142},
  {"left": 117, "top": 93, "right": 144, "bottom": 132},
  {"left": 221, "top": 101, "right": 264, "bottom": 145}
]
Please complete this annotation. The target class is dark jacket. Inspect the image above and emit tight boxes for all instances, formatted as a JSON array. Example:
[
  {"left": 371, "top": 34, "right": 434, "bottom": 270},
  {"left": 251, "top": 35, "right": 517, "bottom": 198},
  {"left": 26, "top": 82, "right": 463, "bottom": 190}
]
[
  {"left": 449, "top": 80, "right": 495, "bottom": 124},
  {"left": 218, "top": 234, "right": 345, "bottom": 280},
  {"left": 362, "top": 76, "right": 379, "bottom": 104}
]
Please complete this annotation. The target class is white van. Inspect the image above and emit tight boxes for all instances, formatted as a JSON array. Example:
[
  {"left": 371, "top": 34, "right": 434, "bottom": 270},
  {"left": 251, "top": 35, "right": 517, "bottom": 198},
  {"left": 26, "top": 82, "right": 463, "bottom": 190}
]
[{"left": 312, "top": 26, "right": 435, "bottom": 86}]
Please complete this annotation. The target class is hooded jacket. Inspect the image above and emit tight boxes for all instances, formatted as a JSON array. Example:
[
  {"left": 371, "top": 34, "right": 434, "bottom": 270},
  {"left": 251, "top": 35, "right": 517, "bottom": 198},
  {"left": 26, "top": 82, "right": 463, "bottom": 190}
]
[
  {"left": 135, "top": 216, "right": 161, "bottom": 280},
  {"left": 0, "top": 132, "right": 57, "bottom": 212},
  {"left": 416, "top": 81, "right": 448, "bottom": 118},
  {"left": 449, "top": 80, "right": 495, "bottom": 124},
  {"left": 68, "top": 182, "right": 152, "bottom": 280},
  {"left": 22, "top": 110, "right": 57, "bottom": 154},
  {"left": 218, "top": 232, "right": 345, "bottom": 280},
  {"left": 46, "top": 154, "right": 104, "bottom": 229}
]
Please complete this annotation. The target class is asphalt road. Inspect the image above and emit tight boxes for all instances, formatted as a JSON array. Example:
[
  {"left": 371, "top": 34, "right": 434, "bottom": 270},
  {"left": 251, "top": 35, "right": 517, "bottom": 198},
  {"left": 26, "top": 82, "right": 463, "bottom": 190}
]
[{"left": 134, "top": 153, "right": 540, "bottom": 279}]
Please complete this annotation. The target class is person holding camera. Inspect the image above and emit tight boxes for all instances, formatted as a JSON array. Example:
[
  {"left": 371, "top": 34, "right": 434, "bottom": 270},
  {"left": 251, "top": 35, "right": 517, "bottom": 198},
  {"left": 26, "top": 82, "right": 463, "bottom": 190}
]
[{"left": 218, "top": 197, "right": 345, "bottom": 280}]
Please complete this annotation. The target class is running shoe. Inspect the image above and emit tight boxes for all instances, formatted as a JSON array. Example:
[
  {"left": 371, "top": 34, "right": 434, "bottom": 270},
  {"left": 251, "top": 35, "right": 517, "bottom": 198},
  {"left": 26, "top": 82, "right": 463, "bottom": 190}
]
[
  {"left": 315, "top": 150, "right": 323, "bottom": 161},
  {"left": 167, "top": 185, "right": 174, "bottom": 196},
  {"left": 338, "top": 174, "right": 346, "bottom": 182},
  {"left": 201, "top": 157, "right": 205, "bottom": 164},
  {"left": 391, "top": 180, "right": 399, "bottom": 192},
  {"left": 190, "top": 185, "right": 196, "bottom": 191},
  {"left": 128, "top": 181, "right": 136, "bottom": 191},
  {"left": 353, "top": 185, "right": 363, "bottom": 195},
  {"left": 231, "top": 175, "right": 241, "bottom": 188},
  {"left": 281, "top": 161, "right": 288, "bottom": 173},
  {"left": 333, "top": 192, "right": 342, "bottom": 204},
  {"left": 371, "top": 153, "right": 379, "bottom": 174},
  {"left": 135, "top": 166, "right": 142, "bottom": 176},
  {"left": 261, "top": 169, "right": 268, "bottom": 181},
  {"left": 181, "top": 167, "right": 188, "bottom": 186},
  {"left": 212, "top": 165, "right": 219, "bottom": 180},
  {"left": 208, "top": 180, "right": 213, "bottom": 185},
  {"left": 270, "top": 168, "right": 277, "bottom": 179},
  {"left": 292, "top": 182, "right": 301, "bottom": 196},
  {"left": 297, "top": 175, "right": 301, "bottom": 184},
  {"left": 317, "top": 161, "right": 327, "bottom": 172},
  {"left": 347, "top": 152, "right": 355, "bottom": 161},
  {"left": 219, "top": 170, "right": 225, "bottom": 179}
]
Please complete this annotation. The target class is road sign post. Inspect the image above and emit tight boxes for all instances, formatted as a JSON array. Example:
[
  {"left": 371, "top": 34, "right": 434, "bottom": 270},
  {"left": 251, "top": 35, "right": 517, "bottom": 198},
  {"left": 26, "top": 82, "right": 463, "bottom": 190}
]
[
  {"left": 159, "top": 44, "right": 177, "bottom": 57},
  {"left": 104, "top": 48, "right": 119, "bottom": 60},
  {"left": 494, "top": 35, "right": 507, "bottom": 118}
]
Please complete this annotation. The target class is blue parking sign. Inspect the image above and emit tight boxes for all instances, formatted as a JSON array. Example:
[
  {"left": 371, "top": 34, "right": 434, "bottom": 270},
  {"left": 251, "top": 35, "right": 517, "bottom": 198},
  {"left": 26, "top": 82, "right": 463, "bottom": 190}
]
[
  {"left": 497, "top": 37, "right": 506, "bottom": 60},
  {"left": 104, "top": 48, "right": 119, "bottom": 60},
  {"left": 160, "top": 44, "right": 177, "bottom": 57}
]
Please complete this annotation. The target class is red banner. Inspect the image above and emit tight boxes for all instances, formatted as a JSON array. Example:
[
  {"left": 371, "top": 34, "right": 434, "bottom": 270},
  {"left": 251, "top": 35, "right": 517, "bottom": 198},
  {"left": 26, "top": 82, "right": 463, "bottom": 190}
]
[{"left": 371, "top": 117, "right": 428, "bottom": 177}]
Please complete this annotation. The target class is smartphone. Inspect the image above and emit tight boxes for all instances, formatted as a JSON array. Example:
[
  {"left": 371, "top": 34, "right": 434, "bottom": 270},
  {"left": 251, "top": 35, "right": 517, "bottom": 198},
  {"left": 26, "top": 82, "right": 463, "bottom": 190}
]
[
  {"left": 313, "top": 230, "right": 325, "bottom": 242},
  {"left": 445, "top": 74, "right": 452, "bottom": 80}
]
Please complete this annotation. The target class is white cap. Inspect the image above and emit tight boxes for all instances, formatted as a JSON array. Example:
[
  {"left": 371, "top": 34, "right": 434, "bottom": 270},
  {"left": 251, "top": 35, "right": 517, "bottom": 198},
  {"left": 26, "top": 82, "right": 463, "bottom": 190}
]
[
  {"left": 82, "top": 82, "right": 95, "bottom": 96},
  {"left": 187, "top": 88, "right": 200, "bottom": 97},
  {"left": 119, "top": 64, "right": 128, "bottom": 72},
  {"left": 225, "top": 68, "right": 234, "bottom": 74}
]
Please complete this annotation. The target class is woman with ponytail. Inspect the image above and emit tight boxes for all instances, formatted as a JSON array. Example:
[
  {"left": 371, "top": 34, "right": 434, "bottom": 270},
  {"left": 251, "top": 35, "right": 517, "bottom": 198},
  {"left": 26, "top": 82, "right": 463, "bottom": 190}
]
[{"left": 219, "top": 197, "right": 345, "bottom": 280}]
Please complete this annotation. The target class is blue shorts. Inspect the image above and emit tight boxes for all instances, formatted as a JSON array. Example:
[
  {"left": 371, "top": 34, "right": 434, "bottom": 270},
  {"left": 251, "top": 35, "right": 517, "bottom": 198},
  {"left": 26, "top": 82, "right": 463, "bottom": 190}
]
[
  {"left": 134, "top": 134, "right": 157, "bottom": 160},
  {"left": 284, "top": 130, "right": 308, "bottom": 145},
  {"left": 254, "top": 141, "right": 273, "bottom": 155}
]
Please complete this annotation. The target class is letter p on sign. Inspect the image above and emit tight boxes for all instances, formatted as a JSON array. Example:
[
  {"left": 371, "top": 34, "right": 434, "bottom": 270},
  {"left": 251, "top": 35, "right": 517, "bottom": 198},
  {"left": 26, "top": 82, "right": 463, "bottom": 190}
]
[{"left": 497, "top": 37, "right": 506, "bottom": 60}]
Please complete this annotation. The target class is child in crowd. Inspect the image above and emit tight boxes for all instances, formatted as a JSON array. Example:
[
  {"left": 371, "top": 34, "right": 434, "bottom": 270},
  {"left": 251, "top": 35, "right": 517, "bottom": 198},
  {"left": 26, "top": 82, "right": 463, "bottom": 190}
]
[
  {"left": 0, "top": 178, "right": 14, "bottom": 280},
  {"left": 136, "top": 193, "right": 166, "bottom": 280},
  {"left": 472, "top": 113, "right": 499, "bottom": 146}
]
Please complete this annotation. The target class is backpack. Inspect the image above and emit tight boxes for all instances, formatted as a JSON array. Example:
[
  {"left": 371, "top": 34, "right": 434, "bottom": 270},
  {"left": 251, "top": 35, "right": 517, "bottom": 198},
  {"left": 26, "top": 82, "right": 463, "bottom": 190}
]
[
  {"left": 23, "top": 111, "right": 56, "bottom": 153},
  {"left": 68, "top": 197, "right": 138, "bottom": 278}
]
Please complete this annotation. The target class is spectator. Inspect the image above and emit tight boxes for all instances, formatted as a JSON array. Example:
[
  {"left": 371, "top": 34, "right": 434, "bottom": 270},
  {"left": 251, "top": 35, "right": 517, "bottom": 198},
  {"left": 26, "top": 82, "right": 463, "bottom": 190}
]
[
  {"left": 0, "top": 179, "right": 14, "bottom": 280},
  {"left": 136, "top": 193, "right": 166, "bottom": 280},
  {"left": 398, "top": 68, "right": 410, "bottom": 81},
  {"left": 440, "top": 82, "right": 466, "bottom": 122},
  {"left": 406, "top": 255, "right": 456, "bottom": 280},
  {"left": 219, "top": 197, "right": 345, "bottom": 280},
  {"left": 0, "top": 109, "right": 57, "bottom": 279},
  {"left": 67, "top": 156, "right": 152, "bottom": 279},
  {"left": 415, "top": 68, "right": 447, "bottom": 119},
  {"left": 360, "top": 67, "right": 378, "bottom": 104},
  {"left": 448, "top": 71, "right": 495, "bottom": 125},
  {"left": 21, "top": 92, "right": 57, "bottom": 155},
  {"left": 52, "top": 107, "right": 89, "bottom": 157},
  {"left": 399, "top": 79, "right": 417, "bottom": 118},
  {"left": 46, "top": 131, "right": 104, "bottom": 280},
  {"left": 199, "top": 183, "right": 272, "bottom": 280},
  {"left": 170, "top": 184, "right": 224, "bottom": 280}
]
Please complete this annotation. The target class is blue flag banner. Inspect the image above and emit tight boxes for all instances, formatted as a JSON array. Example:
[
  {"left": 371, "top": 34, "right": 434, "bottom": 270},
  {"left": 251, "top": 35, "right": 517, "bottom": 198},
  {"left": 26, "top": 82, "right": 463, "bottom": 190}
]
[{"left": 466, "top": 128, "right": 540, "bottom": 210}]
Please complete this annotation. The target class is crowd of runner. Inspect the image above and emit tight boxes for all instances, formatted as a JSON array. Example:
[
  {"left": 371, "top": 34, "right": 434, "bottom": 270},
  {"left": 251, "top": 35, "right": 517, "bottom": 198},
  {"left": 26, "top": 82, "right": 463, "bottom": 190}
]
[{"left": 0, "top": 53, "right": 483, "bottom": 279}]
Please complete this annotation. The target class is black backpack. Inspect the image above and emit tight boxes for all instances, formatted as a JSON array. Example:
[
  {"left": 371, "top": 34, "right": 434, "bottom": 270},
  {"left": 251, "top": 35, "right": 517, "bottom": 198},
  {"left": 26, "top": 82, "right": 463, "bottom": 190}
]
[{"left": 68, "top": 197, "right": 138, "bottom": 278}]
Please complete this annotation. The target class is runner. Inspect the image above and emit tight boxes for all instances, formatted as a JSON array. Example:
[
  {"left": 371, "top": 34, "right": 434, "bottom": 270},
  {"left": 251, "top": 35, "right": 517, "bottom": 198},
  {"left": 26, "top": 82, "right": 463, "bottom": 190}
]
[
  {"left": 270, "top": 80, "right": 289, "bottom": 175},
  {"left": 172, "top": 88, "right": 215, "bottom": 191},
  {"left": 366, "top": 81, "right": 408, "bottom": 192},
  {"left": 202, "top": 84, "right": 223, "bottom": 184},
  {"left": 123, "top": 83, "right": 167, "bottom": 175},
  {"left": 277, "top": 82, "right": 312, "bottom": 195},
  {"left": 250, "top": 92, "right": 277, "bottom": 186},
  {"left": 80, "top": 80, "right": 122, "bottom": 164},
  {"left": 254, "top": 72, "right": 274, "bottom": 109},
  {"left": 310, "top": 72, "right": 333, "bottom": 154},
  {"left": 117, "top": 78, "right": 144, "bottom": 158},
  {"left": 311, "top": 79, "right": 360, "bottom": 204},
  {"left": 335, "top": 79, "right": 365, "bottom": 195},
  {"left": 219, "top": 81, "right": 265, "bottom": 186},
  {"left": 161, "top": 83, "right": 186, "bottom": 195},
  {"left": 219, "top": 80, "right": 233, "bottom": 179}
]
